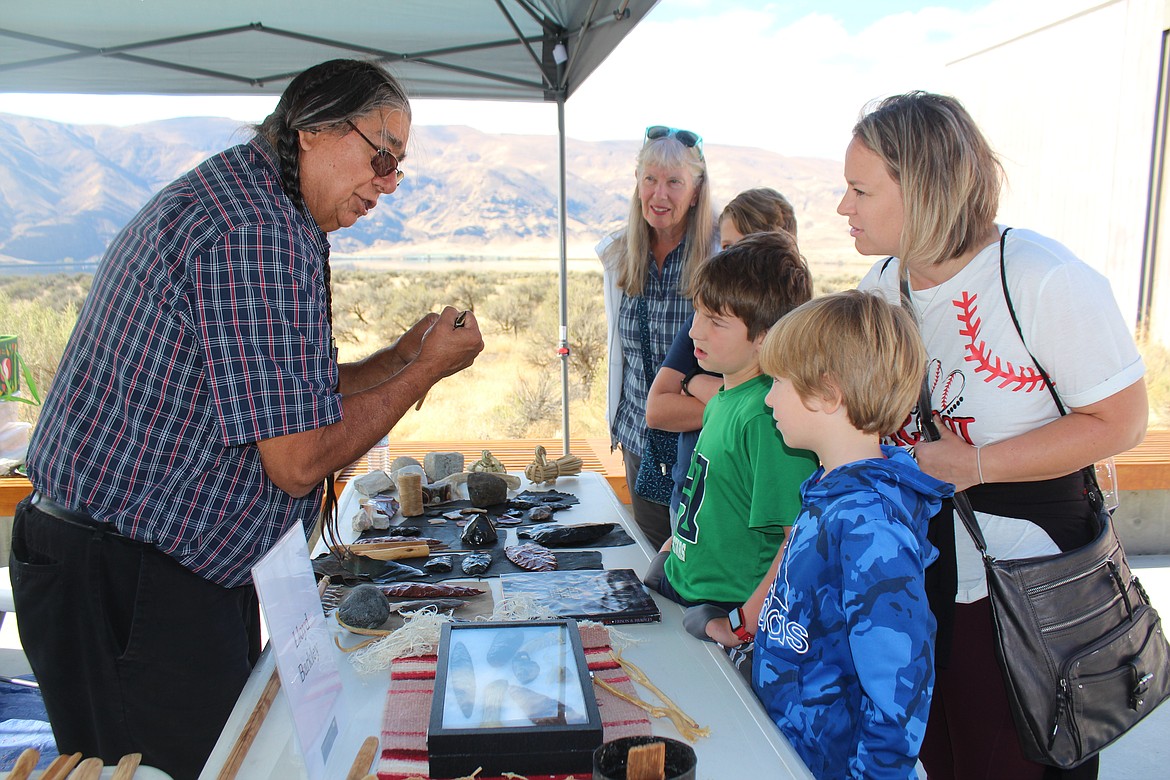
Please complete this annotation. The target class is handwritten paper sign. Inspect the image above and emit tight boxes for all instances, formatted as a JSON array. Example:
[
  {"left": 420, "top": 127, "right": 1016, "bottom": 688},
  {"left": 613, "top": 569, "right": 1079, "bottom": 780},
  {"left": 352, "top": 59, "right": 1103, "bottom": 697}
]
[{"left": 252, "top": 524, "right": 345, "bottom": 780}]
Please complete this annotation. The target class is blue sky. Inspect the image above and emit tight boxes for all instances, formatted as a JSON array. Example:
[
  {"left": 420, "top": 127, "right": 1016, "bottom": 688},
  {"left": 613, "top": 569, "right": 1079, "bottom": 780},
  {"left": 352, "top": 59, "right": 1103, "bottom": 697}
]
[{"left": 0, "top": 1, "right": 1053, "bottom": 159}]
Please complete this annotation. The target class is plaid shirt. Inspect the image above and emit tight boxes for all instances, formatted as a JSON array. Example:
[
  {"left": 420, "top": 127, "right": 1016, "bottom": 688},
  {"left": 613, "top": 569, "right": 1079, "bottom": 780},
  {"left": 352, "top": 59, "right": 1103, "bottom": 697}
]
[
  {"left": 613, "top": 241, "right": 694, "bottom": 456},
  {"left": 27, "top": 138, "right": 342, "bottom": 588}
]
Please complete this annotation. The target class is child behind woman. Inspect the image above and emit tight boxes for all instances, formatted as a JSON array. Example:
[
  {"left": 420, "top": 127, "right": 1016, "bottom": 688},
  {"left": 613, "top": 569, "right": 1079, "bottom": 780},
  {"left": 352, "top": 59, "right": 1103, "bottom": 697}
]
[
  {"left": 646, "top": 187, "right": 799, "bottom": 513},
  {"left": 753, "top": 290, "right": 954, "bottom": 780}
]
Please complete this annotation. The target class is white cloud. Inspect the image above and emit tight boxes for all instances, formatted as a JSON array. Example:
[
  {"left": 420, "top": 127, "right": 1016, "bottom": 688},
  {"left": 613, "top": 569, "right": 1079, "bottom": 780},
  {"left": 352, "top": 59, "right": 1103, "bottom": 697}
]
[
  {"left": 428, "top": 2, "right": 1002, "bottom": 160},
  {"left": 544, "top": 0, "right": 1077, "bottom": 159},
  {"left": 556, "top": 3, "right": 987, "bottom": 159}
]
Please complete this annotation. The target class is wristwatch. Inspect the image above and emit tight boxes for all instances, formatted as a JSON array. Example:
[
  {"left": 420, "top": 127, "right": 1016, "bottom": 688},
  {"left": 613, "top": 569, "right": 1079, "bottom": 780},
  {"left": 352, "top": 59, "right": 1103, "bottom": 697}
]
[
  {"left": 680, "top": 367, "right": 702, "bottom": 397},
  {"left": 728, "top": 607, "right": 755, "bottom": 644}
]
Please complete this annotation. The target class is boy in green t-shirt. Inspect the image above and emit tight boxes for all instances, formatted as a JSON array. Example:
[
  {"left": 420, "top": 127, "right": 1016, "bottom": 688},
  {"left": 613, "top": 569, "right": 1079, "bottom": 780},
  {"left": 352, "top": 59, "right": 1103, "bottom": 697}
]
[{"left": 644, "top": 231, "right": 818, "bottom": 642}]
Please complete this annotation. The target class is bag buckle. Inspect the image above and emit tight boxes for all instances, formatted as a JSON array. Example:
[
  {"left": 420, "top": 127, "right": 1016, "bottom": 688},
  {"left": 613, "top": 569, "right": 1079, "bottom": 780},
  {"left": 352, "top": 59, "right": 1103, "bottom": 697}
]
[{"left": 1131, "top": 672, "right": 1153, "bottom": 710}]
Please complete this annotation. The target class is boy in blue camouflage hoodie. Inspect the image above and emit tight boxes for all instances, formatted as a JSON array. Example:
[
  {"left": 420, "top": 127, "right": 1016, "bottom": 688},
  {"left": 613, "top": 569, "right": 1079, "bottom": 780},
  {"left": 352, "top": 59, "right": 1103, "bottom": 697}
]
[{"left": 751, "top": 290, "right": 952, "bottom": 780}]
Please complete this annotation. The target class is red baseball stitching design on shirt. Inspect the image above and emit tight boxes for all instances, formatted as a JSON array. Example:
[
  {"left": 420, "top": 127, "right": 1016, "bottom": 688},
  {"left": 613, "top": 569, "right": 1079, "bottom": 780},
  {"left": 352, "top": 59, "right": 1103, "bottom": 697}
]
[{"left": 954, "top": 291, "right": 1047, "bottom": 392}]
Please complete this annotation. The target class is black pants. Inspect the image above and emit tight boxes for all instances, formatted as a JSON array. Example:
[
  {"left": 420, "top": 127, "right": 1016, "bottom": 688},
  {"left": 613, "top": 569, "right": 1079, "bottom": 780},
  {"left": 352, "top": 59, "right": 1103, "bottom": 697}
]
[
  {"left": 920, "top": 598, "right": 1099, "bottom": 780},
  {"left": 622, "top": 450, "right": 673, "bottom": 551},
  {"left": 9, "top": 498, "right": 262, "bottom": 780}
]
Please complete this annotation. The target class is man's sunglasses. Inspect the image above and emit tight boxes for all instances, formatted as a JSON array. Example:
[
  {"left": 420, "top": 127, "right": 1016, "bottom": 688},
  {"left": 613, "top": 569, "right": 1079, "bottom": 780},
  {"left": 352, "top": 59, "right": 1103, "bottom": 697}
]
[
  {"left": 346, "top": 120, "right": 405, "bottom": 184},
  {"left": 644, "top": 125, "right": 704, "bottom": 161}
]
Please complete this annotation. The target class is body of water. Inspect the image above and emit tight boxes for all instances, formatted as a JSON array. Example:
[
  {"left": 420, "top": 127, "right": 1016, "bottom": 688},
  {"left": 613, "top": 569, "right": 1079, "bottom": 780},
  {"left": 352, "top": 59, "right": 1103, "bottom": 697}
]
[
  {"left": 0, "top": 261, "right": 100, "bottom": 276},
  {"left": 0, "top": 257, "right": 601, "bottom": 276}
]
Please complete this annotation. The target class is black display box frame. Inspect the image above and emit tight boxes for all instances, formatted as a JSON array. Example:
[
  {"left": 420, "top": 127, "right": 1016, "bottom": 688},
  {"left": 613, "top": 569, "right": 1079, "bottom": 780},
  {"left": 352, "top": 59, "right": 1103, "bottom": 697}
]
[{"left": 427, "top": 619, "right": 603, "bottom": 779}]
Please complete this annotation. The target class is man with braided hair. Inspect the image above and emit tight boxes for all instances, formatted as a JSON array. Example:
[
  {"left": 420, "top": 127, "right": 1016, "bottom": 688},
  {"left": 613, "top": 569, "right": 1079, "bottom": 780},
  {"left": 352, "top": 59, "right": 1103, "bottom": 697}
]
[{"left": 11, "top": 59, "right": 483, "bottom": 779}]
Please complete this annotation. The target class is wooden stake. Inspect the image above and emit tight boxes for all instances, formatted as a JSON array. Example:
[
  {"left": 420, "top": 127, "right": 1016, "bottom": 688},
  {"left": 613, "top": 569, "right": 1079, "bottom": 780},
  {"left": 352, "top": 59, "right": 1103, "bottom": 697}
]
[
  {"left": 7, "top": 748, "right": 39, "bottom": 780},
  {"left": 111, "top": 752, "right": 142, "bottom": 780},
  {"left": 39, "top": 752, "right": 82, "bottom": 780},
  {"left": 344, "top": 736, "right": 380, "bottom": 780},
  {"left": 215, "top": 669, "right": 281, "bottom": 780},
  {"left": 66, "top": 757, "right": 105, "bottom": 780},
  {"left": 626, "top": 741, "right": 665, "bottom": 780}
]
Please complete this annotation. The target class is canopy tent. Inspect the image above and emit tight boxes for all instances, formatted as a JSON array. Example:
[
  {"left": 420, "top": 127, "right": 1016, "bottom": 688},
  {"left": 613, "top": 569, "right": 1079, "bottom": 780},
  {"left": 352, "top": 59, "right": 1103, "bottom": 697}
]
[
  {"left": 0, "top": 0, "right": 659, "bottom": 451},
  {"left": 0, "top": 0, "right": 654, "bottom": 101}
]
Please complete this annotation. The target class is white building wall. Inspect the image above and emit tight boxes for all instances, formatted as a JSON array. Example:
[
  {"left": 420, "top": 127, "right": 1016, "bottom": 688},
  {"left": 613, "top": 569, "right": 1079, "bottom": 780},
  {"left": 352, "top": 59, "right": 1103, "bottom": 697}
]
[{"left": 942, "top": 0, "right": 1168, "bottom": 341}]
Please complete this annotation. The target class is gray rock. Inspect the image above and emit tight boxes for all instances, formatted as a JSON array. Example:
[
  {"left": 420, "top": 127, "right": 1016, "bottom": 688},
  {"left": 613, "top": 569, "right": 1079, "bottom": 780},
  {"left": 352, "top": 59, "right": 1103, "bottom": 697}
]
[
  {"left": 424, "top": 451, "right": 465, "bottom": 482},
  {"left": 389, "top": 456, "right": 422, "bottom": 481},
  {"left": 337, "top": 584, "right": 391, "bottom": 629},
  {"left": 467, "top": 471, "right": 508, "bottom": 507},
  {"left": 352, "top": 503, "right": 376, "bottom": 532},
  {"left": 353, "top": 469, "right": 394, "bottom": 497}
]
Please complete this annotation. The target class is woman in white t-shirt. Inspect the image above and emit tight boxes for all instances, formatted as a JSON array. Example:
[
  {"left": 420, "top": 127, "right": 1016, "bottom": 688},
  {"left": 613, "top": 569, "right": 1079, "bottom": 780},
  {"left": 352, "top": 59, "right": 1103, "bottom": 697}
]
[{"left": 848, "top": 92, "right": 1147, "bottom": 780}]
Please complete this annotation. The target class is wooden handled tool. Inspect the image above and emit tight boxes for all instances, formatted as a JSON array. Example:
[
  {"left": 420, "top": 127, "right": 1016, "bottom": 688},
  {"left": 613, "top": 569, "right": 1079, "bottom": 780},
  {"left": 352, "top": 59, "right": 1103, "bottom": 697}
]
[
  {"left": 344, "top": 539, "right": 429, "bottom": 552},
  {"left": 626, "top": 741, "right": 665, "bottom": 780},
  {"left": 346, "top": 541, "right": 430, "bottom": 561}
]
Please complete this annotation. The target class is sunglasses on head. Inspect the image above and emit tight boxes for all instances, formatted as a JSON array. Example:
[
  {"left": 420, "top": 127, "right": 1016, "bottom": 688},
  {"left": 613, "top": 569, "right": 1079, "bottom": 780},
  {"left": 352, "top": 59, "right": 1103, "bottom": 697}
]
[
  {"left": 644, "top": 125, "right": 704, "bottom": 160},
  {"left": 346, "top": 120, "right": 405, "bottom": 184}
]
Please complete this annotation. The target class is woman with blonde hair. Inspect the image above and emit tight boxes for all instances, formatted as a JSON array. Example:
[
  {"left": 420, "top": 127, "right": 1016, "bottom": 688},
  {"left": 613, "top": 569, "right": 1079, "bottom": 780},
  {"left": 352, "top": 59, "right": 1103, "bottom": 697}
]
[
  {"left": 848, "top": 91, "right": 1147, "bottom": 779},
  {"left": 597, "top": 126, "right": 715, "bottom": 549}
]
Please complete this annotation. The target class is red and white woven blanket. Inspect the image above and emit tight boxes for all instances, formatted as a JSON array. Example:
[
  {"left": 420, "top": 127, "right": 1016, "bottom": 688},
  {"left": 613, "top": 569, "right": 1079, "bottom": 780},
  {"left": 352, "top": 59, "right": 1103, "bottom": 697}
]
[{"left": 377, "top": 623, "right": 653, "bottom": 780}]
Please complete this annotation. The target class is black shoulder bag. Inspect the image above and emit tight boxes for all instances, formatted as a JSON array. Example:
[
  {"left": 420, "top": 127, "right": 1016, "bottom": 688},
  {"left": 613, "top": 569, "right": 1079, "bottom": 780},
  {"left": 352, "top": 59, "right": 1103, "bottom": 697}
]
[
  {"left": 633, "top": 295, "right": 679, "bottom": 506},
  {"left": 903, "top": 229, "right": 1170, "bottom": 768}
]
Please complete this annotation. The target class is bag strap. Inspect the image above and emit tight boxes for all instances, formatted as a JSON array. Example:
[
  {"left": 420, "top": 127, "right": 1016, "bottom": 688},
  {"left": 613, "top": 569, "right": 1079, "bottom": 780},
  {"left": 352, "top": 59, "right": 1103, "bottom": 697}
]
[
  {"left": 635, "top": 295, "right": 657, "bottom": 385},
  {"left": 997, "top": 228, "right": 1066, "bottom": 416},
  {"left": 900, "top": 271, "right": 990, "bottom": 552},
  {"left": 998, "top": 230, "right": 1104, "bottom": 510}
]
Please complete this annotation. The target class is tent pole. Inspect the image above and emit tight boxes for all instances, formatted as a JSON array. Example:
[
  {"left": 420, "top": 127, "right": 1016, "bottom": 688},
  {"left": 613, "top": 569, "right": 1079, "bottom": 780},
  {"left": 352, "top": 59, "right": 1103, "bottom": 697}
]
[{"left": 557, "top": 94, "right": 571, "bottom": 456}]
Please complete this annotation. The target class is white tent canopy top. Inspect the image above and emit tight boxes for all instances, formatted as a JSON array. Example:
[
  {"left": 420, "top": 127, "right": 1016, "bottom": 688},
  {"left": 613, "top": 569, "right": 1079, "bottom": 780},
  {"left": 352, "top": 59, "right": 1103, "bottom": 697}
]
[
  {"left": 0, "top": 0, "right": 659, "bottom": 451},
  {"left": 0, "top": 0, "right": 656, "bottom": 101}
]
